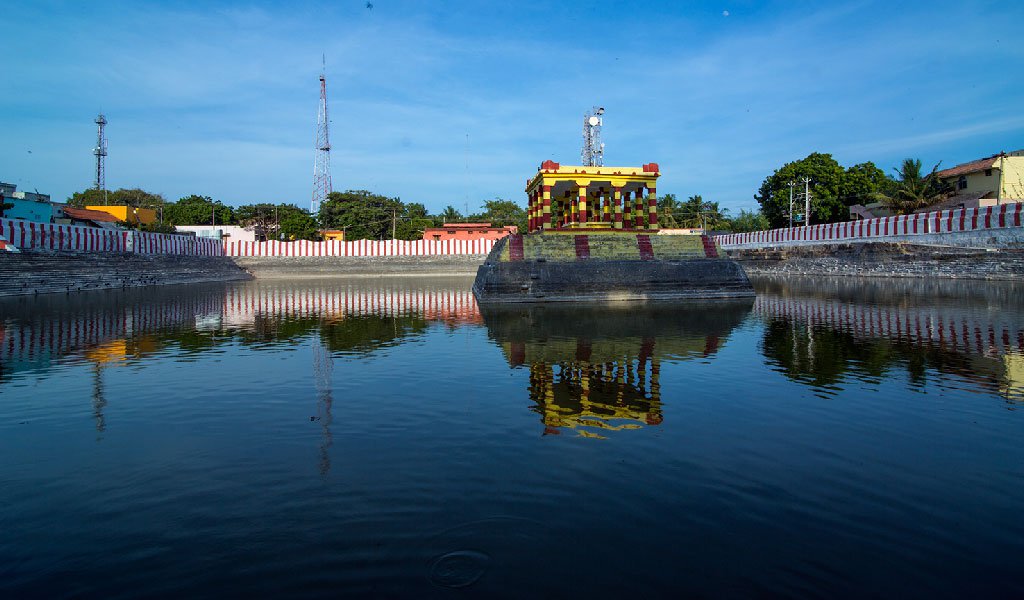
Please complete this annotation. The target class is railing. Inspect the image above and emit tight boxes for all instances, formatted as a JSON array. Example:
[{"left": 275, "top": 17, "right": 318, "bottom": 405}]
[
  {"left": 1, "top": 218, "right": 223, "bottom": 256},
  {"left": 715, "top": 203, "right": 1024, "bottom": 249},
  {"left": 223, "top": 238, "right": 495, "bottom": 257}
]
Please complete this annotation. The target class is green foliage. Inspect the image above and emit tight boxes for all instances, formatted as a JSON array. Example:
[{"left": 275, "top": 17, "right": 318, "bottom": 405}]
[
  {"left": 137, "top": 221, "right": 178, "bottom": 234},
  {"left": 877, "top": 158, "right": 951, "bottom": 215},
  {"left": 755, "top": 153, "right": 848, "bottom": 228},
  {"left": 729, "top": 209, "right": 770, "bottom": 232},
  {"left": 469, "top": 198, "right": 526, "bottom": 232},
  {"left": 319, "top": 190, "right": 406, "bottom": 240},
  {"left": 754, "top": 153, "right": 894, "bottom": 228},
  {"left": 164, "top": 194, "right": 235, "bottom": 226},
  {"left": 67, "top": 187, "right": 167, "bottom": 209},
  {"left": 277, "top": 204, "right": 320, "bottom": 241},
  {"left": 235, "top": 203, "right": 281, "bottom": 241},
  {"left": 440, "top": 205, "right": 462, "bottom": 224},
  {"left": 666, "top": 194, "right": 731, "bottom": 230},
  {"left": 656, "top": 193, "right": 681, "bottom": 228}
]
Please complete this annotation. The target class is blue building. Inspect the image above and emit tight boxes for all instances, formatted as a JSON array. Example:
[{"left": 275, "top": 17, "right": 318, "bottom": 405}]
[{"left": 0, "top": 182, "right": 62, "bottom": 222}]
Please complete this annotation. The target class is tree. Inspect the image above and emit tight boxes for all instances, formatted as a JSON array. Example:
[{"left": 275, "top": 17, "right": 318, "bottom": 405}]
[
  {"left": 163, "top": 195, "right": 235, "bottom": 226},
  {"left": 236, "top": 203, "right": 280, "bottom": 241},
  {"left": 755, "top": 153, "right": 851, "bottom": 228},
  {"left": 840, "top": 162, "right": 892, "bottom": 206},
  {"left": 277, "top": 204, "right": 319, "bottom": 240},
  {"left": 729, "top": 209, "right": 770, "bottom": 233},
  {"left": 319, "top": 190, "right": 404, "bottom": 240},
  {"left": 671, "top": 194, "right": 730, "bottom": 230},
  {"left": 657, "top": 193, "right": 681, "bottom": 228},
  {"left": 877, "top": 158, "right": 951, "bottom": 215},
  {"left": 440, "top": 205, "right": 462, "bottom": 224},
  {"left": 471, "top": 198, "right": 526, "bottom": 231},
  {"left": 67, "top": 187, "right": 167, "bottom": 209}
]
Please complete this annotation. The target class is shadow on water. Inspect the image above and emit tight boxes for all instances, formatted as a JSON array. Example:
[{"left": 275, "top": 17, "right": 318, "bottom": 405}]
[
  {"left": 752, "top": 275, "right": 1024, "bottom": 402},
  {"left": 480, "top": 300, "right": 753, "bottom": 437}
]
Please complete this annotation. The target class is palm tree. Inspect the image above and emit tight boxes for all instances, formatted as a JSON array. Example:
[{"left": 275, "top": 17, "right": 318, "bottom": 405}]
[
  {"left": 656, "top": 193, "right": 681, "bottom": 228},
  {"left": 441, "top": 205, "right": 462, "bottom": 224},
  {"left": 880, "top": 158, "right": 950, "bottom": 215}
]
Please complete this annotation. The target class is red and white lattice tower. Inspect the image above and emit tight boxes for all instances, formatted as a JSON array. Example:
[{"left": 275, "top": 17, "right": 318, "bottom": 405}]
[{"left": 311, "top": 57, "right": 332, "bottom": 215}]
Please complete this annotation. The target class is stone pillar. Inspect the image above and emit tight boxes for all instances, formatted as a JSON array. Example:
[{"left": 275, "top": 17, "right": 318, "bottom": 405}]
[
  {"left": 601, "top": 188, "right": 611, "bottom": 224},
  {"left": 623, "top": 190, "right": 632, "bottom": 228},
  {"left": 647, "top": 185, "right": 658, "bottom": 230},
  {"left": 527, "top": 189, "right": 535, "bottom": 232},
  {"left": 634, "top": 185, "right": 645, "bottom": 229},
  {"left": 577, "top": 182, "right": 588, "bottom": 224},
  {"left": 542, "top": 185, "right": 552, "bottom": 229},
  {"left": 613, "top": 187, "right": 623, "bottom": 229},
  {"left": 564, "top": 192, "right": 572, "bottom": 226}
]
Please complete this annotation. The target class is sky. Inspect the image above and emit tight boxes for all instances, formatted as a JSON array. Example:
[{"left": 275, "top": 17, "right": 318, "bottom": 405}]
[{"left": 3, "top": 0, "right": 1023, "bottom": 216}]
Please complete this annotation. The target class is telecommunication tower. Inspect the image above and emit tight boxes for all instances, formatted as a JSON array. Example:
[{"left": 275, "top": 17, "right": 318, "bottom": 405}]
[
  {"left": 93, "top": 114, "right": 108, "bottom": 191},
  {"left": 311, "top": 56, "right": 333, "bottom": 215},
  {"left": 581, "top": 106, "right": 605, "bottom": 167}
]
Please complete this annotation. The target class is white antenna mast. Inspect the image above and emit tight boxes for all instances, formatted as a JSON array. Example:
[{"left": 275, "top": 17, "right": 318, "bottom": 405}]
[{"left": 581, "top": 106, "right": 605, "bottom": 166}]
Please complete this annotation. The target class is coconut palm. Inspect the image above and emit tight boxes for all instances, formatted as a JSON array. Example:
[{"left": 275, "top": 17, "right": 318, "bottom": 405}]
[
  {"left": 656, "top": 193, "right": 681, "bottom": 228},
  {"left": 880, "top": 158, "right": 950, "bottom": 215}
]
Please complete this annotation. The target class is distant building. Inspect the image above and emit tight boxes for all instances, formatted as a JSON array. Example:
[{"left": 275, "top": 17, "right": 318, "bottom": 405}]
[
  {"left": 175, "top": 225, "right": 256, "bottom": 242},
  {"left": 422, "top": 222, "right": 517, "bottom": 242},
  {"left": 935, "top": 150, "right": 1024, "bottom": 207},
  {"left": 850, "top": 150, "right": 1024, "bottom": 220},
  {"left": 85, "top": 205, "right": 157, "bottom": 225},
  {"left": 62, "top": 207, "right": 123, "bottom": 229},
  {"left": 0, "top": 182, "right": 58, "bottom": 222},
  {"left": 322, "top": 230, "right": 345, "bottom": 241}
]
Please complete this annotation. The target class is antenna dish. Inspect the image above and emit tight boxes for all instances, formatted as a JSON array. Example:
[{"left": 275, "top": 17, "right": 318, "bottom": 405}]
[{"left": 588, "top": 116, "right": 600, "bottom": 126}]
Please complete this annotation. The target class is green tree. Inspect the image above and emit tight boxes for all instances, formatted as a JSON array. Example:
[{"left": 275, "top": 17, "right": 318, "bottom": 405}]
[
  {"left": 672, "top": 194, "right": 730, "bottom": 230},
  {"left": 277, "top": 204, "right": 319, "bottom": 240},
  {"left": 657, "top": 193, "right": 681, "bottom": 228},
  {"left": 877, "top": 158, "right": 951, "bottom": 215},
  {"left": 728, "top": 209, "right": 770, "bottom": 233},
  {"left": 471, "top": 198, "right": 527, "bottom": 231},
  {"left": 840, "top": 162, "right": 892, "bottom": 206},
  {"left": 236, "top": 203, "right": 280, "bottom": 241},
  {"left": 755, "top": 153, "right": 849, "bottom": 228},
  {"left": 319, "top": 190, "right": 404, "bottom": 240},
  {"left": 163, "top": 195, "right": 235, "bottom": 226},
  {"left": 440, "top": 205, "right": 462, "bottom": 224},
  {"left": 67, "top": 187, "right": 167, "bottom": 209}
]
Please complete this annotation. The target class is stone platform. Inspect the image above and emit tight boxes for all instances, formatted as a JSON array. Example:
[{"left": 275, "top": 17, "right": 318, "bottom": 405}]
[{"left": 473, "top": 232, "right": 754, "bottom": 303}]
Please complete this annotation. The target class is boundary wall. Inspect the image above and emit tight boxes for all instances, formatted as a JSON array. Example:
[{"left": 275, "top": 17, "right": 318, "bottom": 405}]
[
  {"left": 224, "top": 238, "right": 495, "bottom": 257},
  {"left": 2, "top": 218, "right": 223, "bottom": 256},
  {"left": 716, "top": 203, "right": 1024, "bottom": 249}
]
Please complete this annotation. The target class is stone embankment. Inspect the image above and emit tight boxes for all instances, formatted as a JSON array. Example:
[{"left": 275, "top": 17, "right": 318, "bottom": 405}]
[
  {"left": 730, "top": 242, "right": 1024, "bottom": 280},
  {"left": 232, "top": 255, "right": 485, "bottom": 279},
  {"left": 0, "top": 250, "right": 251, "bottom": 297}
]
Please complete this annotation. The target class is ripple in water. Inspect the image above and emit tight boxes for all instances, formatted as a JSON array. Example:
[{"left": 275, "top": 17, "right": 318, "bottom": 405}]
[{"left": 429, "top": 550, "right": 489, "bottom": 588}]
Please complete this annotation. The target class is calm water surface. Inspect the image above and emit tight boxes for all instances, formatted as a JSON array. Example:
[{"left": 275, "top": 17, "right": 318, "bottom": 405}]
[{"left": 2, "top": 276, "right": 1023, "bottom": 597}]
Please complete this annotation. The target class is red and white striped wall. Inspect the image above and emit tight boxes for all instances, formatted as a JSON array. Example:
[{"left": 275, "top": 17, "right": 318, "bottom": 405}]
[
  {"left": 1, "top": 218, "right": 223, "bottom": 256},
  {"left": 755, "top": 294, "right": 1024, "bottom": 358},
  {"left": 223, "top": 238, "right": 496, "bottom": 257},
  {"left": 715, "top": 203, "right": 1024, "bottom": 249}
]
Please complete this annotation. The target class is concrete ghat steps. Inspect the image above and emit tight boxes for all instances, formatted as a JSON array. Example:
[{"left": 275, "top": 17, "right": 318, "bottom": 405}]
[
  {"left": 501, "top": 233, "right": 715, "bottom": 262},
  {"left": 0, "top": 251, "right": 251, "bottom": 297}
]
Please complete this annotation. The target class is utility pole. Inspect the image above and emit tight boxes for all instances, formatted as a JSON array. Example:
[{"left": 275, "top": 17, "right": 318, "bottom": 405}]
[
  {"left": 803, "top": 177, "right": 811, "bottom": 227},
  {"left": 392, "top": 208, "right": 397, "bottom": 239},
  {"left": 788, "top": 181, "right": 796, "bottom": 229}
]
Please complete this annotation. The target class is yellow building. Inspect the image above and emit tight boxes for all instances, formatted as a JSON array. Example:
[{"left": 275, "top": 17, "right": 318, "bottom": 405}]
[
  {"left": 85, "top": 205, "right": 158, "bottom": 225},
  {"left": 936, "top": 150, "right": 1024, "bottom": 207},
  {"left": 524, "top": 160, "right": 661, "bottom": 232},
  {"left": 322, "top": 229, "right": 345, "bottom": 241}
]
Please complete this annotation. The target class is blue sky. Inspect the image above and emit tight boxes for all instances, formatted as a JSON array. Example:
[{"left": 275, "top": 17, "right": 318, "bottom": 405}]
[{"left": 3, "top": 0, "right": 1022, "bottom": 215}]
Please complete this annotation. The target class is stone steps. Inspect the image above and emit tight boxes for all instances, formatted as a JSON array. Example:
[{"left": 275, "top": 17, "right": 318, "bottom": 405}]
[
  {"left": 500, "top": 233, "right": 714, "bottom": 262},
  {"left": 0, "top": 251, "right": 251, "bottom": 297}
]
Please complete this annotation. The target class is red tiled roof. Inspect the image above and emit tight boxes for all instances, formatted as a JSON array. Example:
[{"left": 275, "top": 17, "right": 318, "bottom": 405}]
[
  {"left": 439, "top": 222, "right": 494, "bottom": 228},
  {"left": 63, "top": 207, "right": 121, "bottom": 222},
  {"left": 936, "top": 156, "right": 999, "bottom": 179}
]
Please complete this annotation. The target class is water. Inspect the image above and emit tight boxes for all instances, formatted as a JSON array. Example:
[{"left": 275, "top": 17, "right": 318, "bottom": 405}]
[{"left": 2, "top": 276, "right": 1023, "bottom": 597}]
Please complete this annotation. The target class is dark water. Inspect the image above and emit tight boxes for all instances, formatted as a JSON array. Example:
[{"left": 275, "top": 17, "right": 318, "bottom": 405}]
[{"left": 2, "top": 276, "right": 1023, "bottom": 598}]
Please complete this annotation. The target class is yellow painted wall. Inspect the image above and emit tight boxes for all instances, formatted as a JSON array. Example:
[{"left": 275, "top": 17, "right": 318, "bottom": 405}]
[
  {"left": 86, "top": 205, "right": 157, "bottom": 225},
  {"left": 999, "top": 156, "right": 1024, "bottom": 200},
  {"left": 322, "top": 230, "right": 345, "bottom": 241}
]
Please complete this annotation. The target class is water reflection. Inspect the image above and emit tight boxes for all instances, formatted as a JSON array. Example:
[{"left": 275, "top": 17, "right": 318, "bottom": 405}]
[
  {"left": 753, "top": 276, "right": 1024, "bottom": 401},
  {"left": 481, "top": 302, "right": 753, "bottom": 437}
]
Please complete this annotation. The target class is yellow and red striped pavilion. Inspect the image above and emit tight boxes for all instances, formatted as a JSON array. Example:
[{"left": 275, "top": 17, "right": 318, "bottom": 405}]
[{"left": 524, "top": 160, "right": 661, "bottom": 232}]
